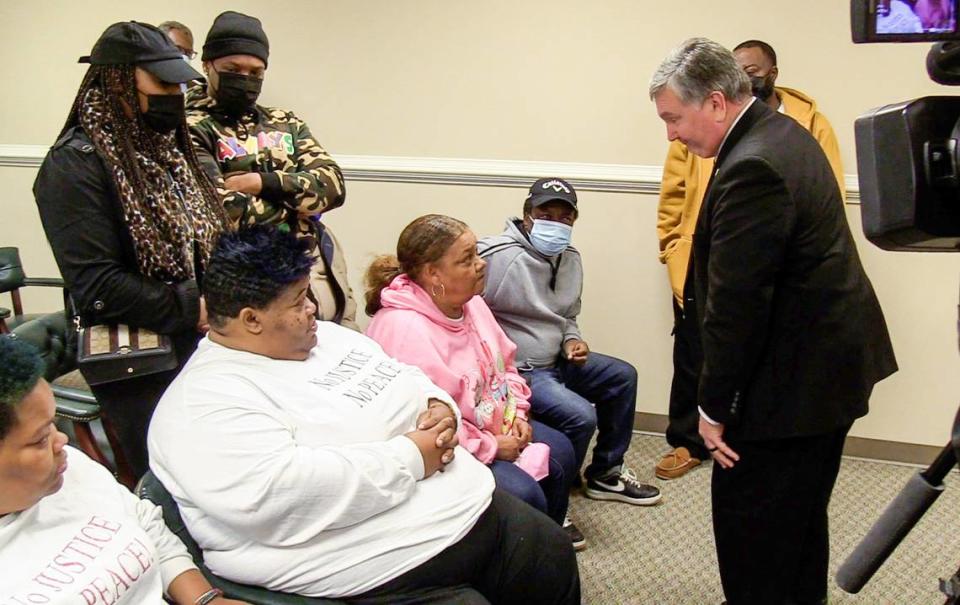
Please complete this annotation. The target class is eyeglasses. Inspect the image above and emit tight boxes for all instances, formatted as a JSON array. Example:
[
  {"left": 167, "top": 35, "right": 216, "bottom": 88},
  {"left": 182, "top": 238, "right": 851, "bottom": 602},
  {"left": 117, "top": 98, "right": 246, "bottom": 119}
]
[{"left": 177, "top": 46, "right": 197, "bottom": 60}]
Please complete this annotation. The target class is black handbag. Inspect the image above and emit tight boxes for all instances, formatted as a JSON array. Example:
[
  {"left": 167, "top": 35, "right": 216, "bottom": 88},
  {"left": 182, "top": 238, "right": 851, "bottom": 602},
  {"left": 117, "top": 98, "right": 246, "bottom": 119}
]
[
  {"left": 76, "top": 323, "right": 177, "bottom": 386},
  {"left": 71, "top": 303, "right": 178, "bottom": 388}
]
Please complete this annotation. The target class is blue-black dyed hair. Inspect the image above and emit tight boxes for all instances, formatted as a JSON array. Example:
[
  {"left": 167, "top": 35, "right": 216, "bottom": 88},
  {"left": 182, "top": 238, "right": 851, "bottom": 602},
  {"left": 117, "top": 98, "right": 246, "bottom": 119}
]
[
  {"left": 204, "top": 225, "right": 314, "bottom": 328},
  {"left": 0, "top": 336, "right": 45, "bottom": 440}
]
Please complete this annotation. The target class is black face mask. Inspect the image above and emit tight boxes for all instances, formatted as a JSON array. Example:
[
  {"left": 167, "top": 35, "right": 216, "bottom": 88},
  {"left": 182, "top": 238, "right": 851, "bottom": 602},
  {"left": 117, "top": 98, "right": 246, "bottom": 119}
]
[
  {"left": 213, "top": 70, "right": 263, "bottom": 117},
  {"left": 749, "top": 74, "right": 776, "bottom": 102},
  {"left": 141, "top": 93, "right": 186, "bottom": 134}
]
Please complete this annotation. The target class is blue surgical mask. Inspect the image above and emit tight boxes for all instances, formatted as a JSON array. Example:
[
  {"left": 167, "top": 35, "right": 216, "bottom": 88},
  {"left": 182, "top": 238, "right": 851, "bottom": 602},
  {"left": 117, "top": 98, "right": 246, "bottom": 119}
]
[{"left": 529, "top": 219, "right": 572, "bottom": 256}]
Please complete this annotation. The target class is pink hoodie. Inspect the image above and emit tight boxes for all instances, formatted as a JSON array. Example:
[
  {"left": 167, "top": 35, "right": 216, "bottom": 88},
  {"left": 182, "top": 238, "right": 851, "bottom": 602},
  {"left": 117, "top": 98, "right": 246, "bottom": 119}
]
[{"left": 366, "top": 274, "right": 549, "bottom": 480}]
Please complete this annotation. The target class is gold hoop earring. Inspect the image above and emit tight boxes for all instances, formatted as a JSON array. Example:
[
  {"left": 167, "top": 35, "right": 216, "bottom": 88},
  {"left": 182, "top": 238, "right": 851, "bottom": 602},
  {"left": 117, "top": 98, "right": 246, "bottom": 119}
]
[{"left": 431, "top": 283, "right": 446, "bottom": 298}]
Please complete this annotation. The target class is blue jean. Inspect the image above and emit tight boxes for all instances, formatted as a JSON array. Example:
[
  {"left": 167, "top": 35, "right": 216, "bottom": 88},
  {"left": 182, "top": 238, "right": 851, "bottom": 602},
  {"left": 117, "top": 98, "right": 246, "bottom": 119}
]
[
  {"left": 522, "top": 352, "right": 638, "bottom": 480},
  {"left": 489, "top": 420, "right": 576, "bottom": 524}
]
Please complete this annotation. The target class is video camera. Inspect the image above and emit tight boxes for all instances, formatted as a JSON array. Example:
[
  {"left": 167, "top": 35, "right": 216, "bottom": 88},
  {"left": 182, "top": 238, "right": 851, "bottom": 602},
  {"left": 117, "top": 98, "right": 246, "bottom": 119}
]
[
  {"left": 839, "top": 4, "right": 960, "bottom": 602},
  {"left": 852, "top": 0, "right": 960, "bottom": 250}
]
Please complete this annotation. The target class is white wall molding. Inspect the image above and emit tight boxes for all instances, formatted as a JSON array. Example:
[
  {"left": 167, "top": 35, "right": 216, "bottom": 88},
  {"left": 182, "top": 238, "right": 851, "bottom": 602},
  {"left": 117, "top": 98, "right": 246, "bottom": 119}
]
[
  {"left": 0, "top": 145, "right": 48, "bottom": 168},
  {"left": 336, "top": 154, "right": 669, "bottom": 195},
  {"left": 0, "top": 144, "right": 861, "bottom": 200}
]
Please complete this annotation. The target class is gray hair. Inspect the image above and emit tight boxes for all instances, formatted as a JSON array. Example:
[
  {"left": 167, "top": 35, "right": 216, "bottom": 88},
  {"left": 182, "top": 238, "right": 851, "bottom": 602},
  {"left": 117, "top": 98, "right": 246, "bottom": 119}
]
[
  {"left": 158, "top": 20, "right": 193, "bottom": 39},
  {"left": 649, "top": 37, "right": 751, "bottom": 105}
]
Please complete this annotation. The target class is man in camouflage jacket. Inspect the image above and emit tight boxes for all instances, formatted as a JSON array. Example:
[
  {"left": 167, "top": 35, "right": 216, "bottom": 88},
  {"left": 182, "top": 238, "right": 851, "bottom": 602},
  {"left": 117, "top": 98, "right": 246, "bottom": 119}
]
[{"left": 187, "top": 11, "right": 358, "bottom": 329}]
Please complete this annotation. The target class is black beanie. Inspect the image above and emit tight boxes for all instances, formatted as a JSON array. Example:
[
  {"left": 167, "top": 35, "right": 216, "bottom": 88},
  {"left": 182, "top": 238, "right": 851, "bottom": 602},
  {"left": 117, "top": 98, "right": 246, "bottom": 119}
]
[{"left": 202, "top": 11, "right": 269, "bottom": 67}]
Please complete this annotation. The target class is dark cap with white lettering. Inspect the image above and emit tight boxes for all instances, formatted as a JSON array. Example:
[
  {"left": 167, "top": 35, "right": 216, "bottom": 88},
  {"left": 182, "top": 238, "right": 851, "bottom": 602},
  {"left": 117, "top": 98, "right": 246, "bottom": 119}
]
[{"left": 526, "top": 177, "right": 578, "bottom": 210}]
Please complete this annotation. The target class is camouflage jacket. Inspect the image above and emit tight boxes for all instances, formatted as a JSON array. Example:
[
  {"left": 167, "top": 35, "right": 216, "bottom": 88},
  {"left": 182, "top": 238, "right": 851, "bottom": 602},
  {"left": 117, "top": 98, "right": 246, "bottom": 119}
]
[
  {"left": 185, "top": 87, "right": 346, "bottom": 239},
  {"left": 186, "top": 87, "right": 358, "bottom": 329}
]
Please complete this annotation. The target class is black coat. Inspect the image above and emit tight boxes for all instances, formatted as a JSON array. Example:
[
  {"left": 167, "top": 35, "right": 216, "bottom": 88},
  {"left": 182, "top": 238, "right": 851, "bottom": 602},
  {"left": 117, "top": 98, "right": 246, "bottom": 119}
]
[
  {"left": 33, "top": 125, "right": 215, "bottom": 477},
  {"left": 33, "top": 126, "right": 201, "bottom": 358},
  {"left": 693, "top": 101, "right": 897, "bottom": 440}
]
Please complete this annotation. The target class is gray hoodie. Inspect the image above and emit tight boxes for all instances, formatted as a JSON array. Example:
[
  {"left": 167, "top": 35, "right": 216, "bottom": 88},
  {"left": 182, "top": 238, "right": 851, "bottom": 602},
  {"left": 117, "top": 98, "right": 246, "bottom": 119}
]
[{"left": 478, "top": 218, "right": 583, "bottom": 371}]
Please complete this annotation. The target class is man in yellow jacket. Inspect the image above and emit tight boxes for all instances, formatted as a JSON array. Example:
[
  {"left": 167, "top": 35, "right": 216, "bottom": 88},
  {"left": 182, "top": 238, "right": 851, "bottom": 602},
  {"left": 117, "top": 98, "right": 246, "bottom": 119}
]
[{"left": 654, "top": 39, "right": 845, "bottom": 480}]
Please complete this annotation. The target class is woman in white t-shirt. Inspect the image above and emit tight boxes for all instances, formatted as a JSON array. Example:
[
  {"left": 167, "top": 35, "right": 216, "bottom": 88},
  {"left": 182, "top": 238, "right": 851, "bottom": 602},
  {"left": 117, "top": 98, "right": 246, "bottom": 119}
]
[{"left": 0, "top": 335, "right": 248, "bottom": 605}]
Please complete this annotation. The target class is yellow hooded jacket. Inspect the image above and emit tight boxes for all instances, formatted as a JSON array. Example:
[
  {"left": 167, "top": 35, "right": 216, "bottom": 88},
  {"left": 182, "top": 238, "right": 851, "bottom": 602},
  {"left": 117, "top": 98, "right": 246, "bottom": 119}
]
[{"left": 657, "top": 86, "right": 845, "bottom": 307}]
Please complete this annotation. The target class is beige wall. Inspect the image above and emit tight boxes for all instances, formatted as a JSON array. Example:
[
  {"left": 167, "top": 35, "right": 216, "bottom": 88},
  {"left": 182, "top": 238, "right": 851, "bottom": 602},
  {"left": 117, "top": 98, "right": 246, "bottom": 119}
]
[
  {"left": 0, "top": 0, "right": 950, "bottom": 164},
  {"left": 3, "top": 1, "right": 959, "bottom": 447}
]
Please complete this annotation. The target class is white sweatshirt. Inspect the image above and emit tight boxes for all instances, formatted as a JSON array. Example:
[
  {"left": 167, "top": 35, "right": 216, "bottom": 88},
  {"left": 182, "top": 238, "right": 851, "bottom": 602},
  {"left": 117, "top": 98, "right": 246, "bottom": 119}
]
[
  {"left": 147, "top": 322, "right": 495, "bottom": 598},
  {"left": 0, "top": 446, "right": 195, "bottom": 605}
]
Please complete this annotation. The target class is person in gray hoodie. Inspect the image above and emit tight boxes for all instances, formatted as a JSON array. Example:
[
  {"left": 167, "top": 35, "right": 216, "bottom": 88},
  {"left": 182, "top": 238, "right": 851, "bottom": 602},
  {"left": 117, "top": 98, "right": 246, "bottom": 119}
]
[{"left": 478, "top": 178, "right": 661, "bottom": 507}]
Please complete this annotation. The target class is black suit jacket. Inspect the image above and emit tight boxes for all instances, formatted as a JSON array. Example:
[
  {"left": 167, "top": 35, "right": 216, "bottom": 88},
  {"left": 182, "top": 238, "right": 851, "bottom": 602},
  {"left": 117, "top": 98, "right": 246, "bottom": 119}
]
[{"left": 693, "top": 101, "right": 897, "bottom": 440}]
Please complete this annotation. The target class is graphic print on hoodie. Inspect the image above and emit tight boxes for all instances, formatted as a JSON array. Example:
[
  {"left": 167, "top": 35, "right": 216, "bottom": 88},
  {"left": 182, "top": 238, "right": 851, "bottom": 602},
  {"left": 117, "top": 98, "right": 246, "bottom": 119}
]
[{"left": 366, "top": 274, "right": 549, "bottom": 479}]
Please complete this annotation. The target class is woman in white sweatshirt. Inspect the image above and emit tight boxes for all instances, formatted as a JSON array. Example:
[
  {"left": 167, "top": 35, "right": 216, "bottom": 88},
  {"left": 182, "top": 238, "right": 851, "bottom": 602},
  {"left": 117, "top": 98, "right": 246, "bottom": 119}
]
[
  {"left": 0, "top": 335, "right": 247, "bottom": 605},
  {"left": 147, "top": 226, "right": 580, "bottom": 604}
]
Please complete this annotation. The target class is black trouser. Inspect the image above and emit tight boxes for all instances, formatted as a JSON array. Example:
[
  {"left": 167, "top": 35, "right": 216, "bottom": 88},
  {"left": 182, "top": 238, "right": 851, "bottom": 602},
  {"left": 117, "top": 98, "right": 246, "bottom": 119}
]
[
  {"left": 349, "top": 489, "right": 581, "bottom": 605},
  {"left": 90, "top": 332, "right": 198, "bottom": 478},
  {"left": 712, "top": 425, "right": 850, "bottom": 605},
  {"left": 666, "top": 298, "right": 708, "bottom": 459}
]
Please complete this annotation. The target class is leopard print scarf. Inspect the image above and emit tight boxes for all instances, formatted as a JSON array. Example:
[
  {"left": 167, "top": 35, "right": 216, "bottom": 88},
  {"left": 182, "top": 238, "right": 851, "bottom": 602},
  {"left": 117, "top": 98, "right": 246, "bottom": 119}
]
[{"left": 78, "top": 85, "right": 224, "bottom": 283}]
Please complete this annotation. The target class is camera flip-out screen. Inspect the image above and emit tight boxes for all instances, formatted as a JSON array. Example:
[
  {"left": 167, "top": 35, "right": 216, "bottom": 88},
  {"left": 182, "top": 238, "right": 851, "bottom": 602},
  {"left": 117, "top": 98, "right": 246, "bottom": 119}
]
[{"left": 853, "top": 0, "right": 960, "bottom": 42}]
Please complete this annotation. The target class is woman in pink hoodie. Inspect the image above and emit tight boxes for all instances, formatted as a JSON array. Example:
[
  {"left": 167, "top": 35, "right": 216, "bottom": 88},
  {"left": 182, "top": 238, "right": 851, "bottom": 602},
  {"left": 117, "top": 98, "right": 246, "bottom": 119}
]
[{"left": 365, "top": 215, "right": 579, "bottom": 541}]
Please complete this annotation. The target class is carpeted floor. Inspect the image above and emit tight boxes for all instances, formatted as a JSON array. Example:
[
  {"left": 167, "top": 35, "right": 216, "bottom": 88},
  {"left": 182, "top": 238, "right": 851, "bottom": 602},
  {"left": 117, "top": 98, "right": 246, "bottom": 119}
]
[{"left": 568, "top": 432, "right": 960, "bottom": 604}]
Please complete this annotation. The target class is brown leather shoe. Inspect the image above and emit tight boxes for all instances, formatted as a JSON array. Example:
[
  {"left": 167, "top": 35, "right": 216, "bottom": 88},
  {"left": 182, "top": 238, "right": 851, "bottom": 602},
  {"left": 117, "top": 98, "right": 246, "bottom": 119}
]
[{"left": 655, "top": 447, "right": 701, "bottom": 480}]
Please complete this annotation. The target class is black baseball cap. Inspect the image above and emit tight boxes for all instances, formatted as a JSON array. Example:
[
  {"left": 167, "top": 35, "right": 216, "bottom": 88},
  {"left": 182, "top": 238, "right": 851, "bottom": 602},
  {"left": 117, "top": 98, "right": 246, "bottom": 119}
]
[
  {"left": 526, "top": 177, "right": 578, "bottom": 210},
  {"left": 78, "top": 21, "right": 202, "bottom": 84}
]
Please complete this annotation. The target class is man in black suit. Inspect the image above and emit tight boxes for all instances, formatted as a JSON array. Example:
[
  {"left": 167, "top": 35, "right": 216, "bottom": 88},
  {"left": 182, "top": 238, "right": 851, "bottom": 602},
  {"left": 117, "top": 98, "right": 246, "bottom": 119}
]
[{"left": 650, "top": 38, "right": 897, "bottom": 605}]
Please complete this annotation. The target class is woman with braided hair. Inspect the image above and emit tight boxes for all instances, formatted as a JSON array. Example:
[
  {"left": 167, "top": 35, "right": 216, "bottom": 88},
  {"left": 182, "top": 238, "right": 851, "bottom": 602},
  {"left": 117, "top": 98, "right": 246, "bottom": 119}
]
[{"left": 33, "top": 21, "right": 230, "bottom": 478}]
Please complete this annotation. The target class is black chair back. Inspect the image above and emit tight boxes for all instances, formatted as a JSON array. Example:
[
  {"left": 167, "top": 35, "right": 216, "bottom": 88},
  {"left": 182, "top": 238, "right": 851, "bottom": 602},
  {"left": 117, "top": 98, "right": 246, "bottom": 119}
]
[
  {"left": 0, "top": 246, "right": 69, "bottom": 332},
  {"left": 10, "top": 311, "right": 76, "bottom": 381},
  {"left": 136, "top": 471, "right": 345, "bottom": 605},
  {"left": 0, "top": 247, "right": 26, "bottom": 295}
]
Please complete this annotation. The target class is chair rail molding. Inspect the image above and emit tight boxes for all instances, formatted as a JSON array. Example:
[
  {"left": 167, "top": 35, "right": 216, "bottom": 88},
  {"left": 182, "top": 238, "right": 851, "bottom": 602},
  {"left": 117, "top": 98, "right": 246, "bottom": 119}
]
[
  {"left": 0, "top": 144, "right": 860, "bottom": 200},
  {"left": 1, "top": 145, "right": 48, "bottom": 168}
]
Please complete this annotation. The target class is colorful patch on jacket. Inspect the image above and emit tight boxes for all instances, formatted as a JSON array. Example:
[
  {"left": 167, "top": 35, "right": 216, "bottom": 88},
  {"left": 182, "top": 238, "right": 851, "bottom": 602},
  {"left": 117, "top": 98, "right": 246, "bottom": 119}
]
[{"left": 216, "top": 132, "right": 295, "bottom": 162}]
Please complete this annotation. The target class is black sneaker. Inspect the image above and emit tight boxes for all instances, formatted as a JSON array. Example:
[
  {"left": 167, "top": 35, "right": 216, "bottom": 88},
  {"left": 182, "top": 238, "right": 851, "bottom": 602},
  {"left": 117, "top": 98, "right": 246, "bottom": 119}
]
[
  {"left": 584, "top": 466, "right": 662, "bottom": 506},
  {"left": 563, "top": 516, "right": 586, "bottom": 551}
]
